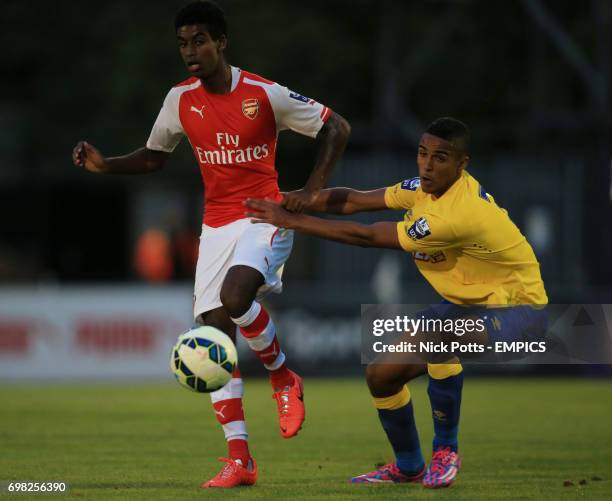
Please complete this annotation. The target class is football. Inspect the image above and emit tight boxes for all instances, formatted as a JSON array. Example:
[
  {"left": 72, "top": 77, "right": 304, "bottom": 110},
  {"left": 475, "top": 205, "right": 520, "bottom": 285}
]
[{"left": 170, "top": 326, "right": 237, "bottom": 393}]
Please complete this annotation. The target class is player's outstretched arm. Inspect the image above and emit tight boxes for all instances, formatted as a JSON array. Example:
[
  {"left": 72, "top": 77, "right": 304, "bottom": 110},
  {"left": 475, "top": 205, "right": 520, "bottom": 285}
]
[
  {"left": 72, "top": 142, "right": 170, "bottom": 175},
  {"left": 282, "top": 111, "right": 351, "bottom": 212},
  {"left": 245, "top": 198, "right": 400, "bottom": 249},
  {"left": 304, "top": 187, "right": 388, "bottom": 215}
]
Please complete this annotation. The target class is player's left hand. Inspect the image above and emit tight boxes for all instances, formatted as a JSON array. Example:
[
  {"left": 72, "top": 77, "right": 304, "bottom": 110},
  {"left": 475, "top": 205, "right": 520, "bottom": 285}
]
[
  {"left": 281, "top": 189, "right": 320, "bottom": 213},
  {"left": 245, "top": 198, "right": 295, "bottom": 228}
]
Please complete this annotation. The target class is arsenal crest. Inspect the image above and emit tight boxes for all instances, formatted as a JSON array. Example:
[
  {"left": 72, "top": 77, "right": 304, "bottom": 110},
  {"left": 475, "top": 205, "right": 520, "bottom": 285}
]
[{"left": 242, "top": 98, "right": 259, "bottom": 120}]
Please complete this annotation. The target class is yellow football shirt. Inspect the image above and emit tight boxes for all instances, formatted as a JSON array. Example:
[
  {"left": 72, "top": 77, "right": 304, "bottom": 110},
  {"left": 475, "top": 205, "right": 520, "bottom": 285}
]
[{"left": 384, "top": 171, "right": 547, "bottom": 305}]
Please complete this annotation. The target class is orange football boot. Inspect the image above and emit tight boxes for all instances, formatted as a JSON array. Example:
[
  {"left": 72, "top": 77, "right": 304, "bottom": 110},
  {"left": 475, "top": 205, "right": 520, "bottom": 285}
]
[
  {"left": 201, "top": 457, "right": 257, "bottom": 488},
  {"left": 272, "top": 369, "right": 305, "bottom": 438}
]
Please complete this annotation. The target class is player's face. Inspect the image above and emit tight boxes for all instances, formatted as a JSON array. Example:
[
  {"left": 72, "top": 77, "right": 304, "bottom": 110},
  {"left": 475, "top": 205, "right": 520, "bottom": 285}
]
[
  {"left": 417, "top": 133, "right": 468, "bottom": 197},
  {"left": 177, "top": 25, "right": 226, "bottom": 79}
]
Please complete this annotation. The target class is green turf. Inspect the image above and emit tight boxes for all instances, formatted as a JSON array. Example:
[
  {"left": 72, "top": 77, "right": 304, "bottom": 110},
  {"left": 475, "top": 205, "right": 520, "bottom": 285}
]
[{"left": 1, "top": 377, "right": 611, "bottom": 500}]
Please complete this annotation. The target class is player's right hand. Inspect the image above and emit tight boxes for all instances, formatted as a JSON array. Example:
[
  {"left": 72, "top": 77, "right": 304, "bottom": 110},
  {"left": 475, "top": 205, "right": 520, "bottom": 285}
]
[
  {"left": 245, "top": 198, "right": 296, "bottom": 229},
  {"left": 72, "top": 141, "right": 106, "bottom": 173}
]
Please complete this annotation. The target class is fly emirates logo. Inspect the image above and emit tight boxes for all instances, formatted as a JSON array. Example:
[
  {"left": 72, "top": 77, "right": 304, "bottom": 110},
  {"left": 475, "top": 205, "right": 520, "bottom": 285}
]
[{"left": 194, "top": 133, "right": 270, "bottom": 166}]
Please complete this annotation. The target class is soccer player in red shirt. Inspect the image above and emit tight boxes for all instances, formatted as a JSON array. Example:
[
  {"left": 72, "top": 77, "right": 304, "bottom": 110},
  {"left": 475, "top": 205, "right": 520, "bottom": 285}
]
[{"left": 71, "top": 1, "right": 350, "bottom": 489}]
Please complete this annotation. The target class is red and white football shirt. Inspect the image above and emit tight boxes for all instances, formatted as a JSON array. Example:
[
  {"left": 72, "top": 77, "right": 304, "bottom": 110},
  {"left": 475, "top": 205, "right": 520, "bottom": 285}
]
[{"left": 146, "top": 66, "right": 332, "bottom": 227}]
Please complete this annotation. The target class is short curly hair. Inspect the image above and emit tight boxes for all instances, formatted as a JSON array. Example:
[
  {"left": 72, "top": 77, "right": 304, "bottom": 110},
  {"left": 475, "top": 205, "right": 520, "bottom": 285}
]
[{"left": 175, "top": 1, "right": 227, "bottom": 40}]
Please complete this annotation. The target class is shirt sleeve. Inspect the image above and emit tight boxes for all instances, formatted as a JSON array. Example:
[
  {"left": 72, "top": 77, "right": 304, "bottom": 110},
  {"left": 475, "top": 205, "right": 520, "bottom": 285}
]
[
  {"left": 265, "top": 84, "right": 332, "bottom": 138},
  {"left": 146, "top": 88, "right": 185, "bottom": 152},
  {"left": 396, "top": 214, "right": 457, "bottom": 253},
  {"left": 384, "top": 177, "right": 420, "bottom": 209}
]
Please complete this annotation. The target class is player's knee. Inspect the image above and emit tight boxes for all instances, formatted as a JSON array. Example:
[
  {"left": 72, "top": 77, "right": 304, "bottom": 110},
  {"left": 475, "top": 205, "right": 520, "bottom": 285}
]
[
  {"left": 366, "top": 364, "right": 395, "bottom": 395},
  {"left": 199, "top": 308, "right": 236, "bottom": 341},
  {"left": 400, "top": 363, "right": 427, "bottom": 383},
  {"left": 220, "top": 266, "right": 263, "bottom": 318},
  {"left": 219, "top": 282, "right": 252, "bottom": 318}
]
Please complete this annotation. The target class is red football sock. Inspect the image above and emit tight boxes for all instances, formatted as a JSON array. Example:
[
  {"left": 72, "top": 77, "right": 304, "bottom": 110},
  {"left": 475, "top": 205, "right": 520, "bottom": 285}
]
[
  {"left": 227, "top": 439, "right": 250, "bottom": 465},
  {"left": 211, "top": 369, "right": 250, "bottom": 465},
  {"left": 237, "top": 304, "right": 293, "bottom": 389}
]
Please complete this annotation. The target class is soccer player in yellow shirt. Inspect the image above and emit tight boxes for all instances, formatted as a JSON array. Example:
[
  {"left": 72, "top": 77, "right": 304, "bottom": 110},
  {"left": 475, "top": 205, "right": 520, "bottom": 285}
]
[{"left": 245, "top": 117, "right": 547, "bottom": 488}]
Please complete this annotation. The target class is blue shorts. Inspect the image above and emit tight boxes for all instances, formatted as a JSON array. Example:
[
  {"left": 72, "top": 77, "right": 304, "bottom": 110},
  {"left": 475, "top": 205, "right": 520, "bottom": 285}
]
[
  {"left": 483, "top": 305, "right": 548, "bottom": 341},
  {"left": 417, "top": 301, "right": 548, "bottom": 362}
]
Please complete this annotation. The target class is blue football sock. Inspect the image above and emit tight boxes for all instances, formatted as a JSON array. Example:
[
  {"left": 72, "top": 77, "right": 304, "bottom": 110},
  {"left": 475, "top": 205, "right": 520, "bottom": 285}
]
[
  {"left": 427, "top": 371, "right": 463, "bottom": 452},
  {"left": 376, "top": 399, "right": 424, "bottom": 475}
]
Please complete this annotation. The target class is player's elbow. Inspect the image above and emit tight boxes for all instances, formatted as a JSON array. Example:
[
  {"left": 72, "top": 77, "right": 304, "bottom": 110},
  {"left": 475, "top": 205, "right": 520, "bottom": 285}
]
[
  {"left": 335, "top": 114, "right": 351, "bottom": 143},
  {"left": 323, "top": 112, "right": 351, "bottom": 146},
  {"left": 145, "top": 148, "right": 170, "bottom": 172}
]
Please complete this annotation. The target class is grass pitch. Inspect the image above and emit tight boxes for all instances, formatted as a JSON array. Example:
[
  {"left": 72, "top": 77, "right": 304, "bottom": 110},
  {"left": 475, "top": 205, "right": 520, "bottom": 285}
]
[{"left": 1, "top": 377, "right": 611, "bottom": 500}]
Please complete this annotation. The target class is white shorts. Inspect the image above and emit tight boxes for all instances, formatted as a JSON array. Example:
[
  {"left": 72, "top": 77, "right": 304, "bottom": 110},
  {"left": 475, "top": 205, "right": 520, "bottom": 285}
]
[{"left": 193, "top": 218, "right": 294, "bottom": 319}]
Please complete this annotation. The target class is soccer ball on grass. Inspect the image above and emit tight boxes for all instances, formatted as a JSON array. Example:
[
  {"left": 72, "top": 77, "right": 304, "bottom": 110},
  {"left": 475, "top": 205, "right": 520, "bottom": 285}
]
[{"left": 170, "top": 326, "right": 237, "bottom": 393}]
